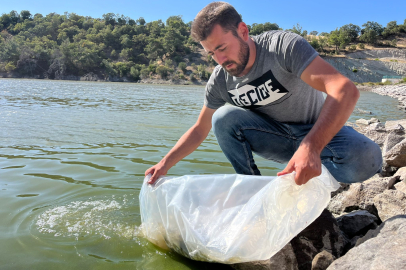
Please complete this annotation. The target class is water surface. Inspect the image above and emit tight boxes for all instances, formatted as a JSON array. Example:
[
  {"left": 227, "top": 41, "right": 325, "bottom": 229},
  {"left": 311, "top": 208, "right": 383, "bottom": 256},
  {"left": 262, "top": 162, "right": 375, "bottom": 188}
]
[{"left": 0, "top": 79, "right": 403, "bottom": 269}]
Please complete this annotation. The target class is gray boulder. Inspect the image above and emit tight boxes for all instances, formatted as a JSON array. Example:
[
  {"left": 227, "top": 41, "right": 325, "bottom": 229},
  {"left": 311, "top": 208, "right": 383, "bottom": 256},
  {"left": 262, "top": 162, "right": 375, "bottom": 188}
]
[
  {"left": 382, "top": 130, "right": 405, "bottom": 155},
  {"left": 385, "top": 120, "right": 406, "bottom": 131},
  {"left": 327, "top": 176, "right": 392, "bottom": 216},
  {"left": 385, "top": 138, "right": 406, "bottom": 167},
  {"left": 327, "top": 215, "right": 406, "bottom": 270},
  {"left": 373, "top": 190, "right": 406, "bottom": 221},
  {"left": 336, "top": 210, "right": 378, "bottom": 238},
  {"left": 311, "top": 251, "right": 335, "bottom": 270},
  {"left": 364, "top": 128, "right": 387, "bottom": 147}
]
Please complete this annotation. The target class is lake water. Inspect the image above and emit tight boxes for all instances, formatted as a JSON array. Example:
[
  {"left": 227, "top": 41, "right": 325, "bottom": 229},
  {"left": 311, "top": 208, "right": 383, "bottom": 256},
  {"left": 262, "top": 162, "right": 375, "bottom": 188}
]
[{"left": 0, "top": 79, "right": 404, "bottom": 269}]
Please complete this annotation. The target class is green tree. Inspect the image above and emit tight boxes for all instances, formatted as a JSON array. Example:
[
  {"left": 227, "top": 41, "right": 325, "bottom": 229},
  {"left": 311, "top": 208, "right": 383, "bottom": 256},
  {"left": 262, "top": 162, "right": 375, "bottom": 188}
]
[
  {"left": 339, "top": 24, "right": 361, "bottom": 42},
  {"left": 328, "top": 29, "right": 340, "bottom": 51},
  {"left": 162, "top": 27, "right": 185, "bottom": 57},
  {"left": 382, "top": 21, "right": 400, "bottom": 37},
  {"left": 156, "top": 65, "right": 169, "bottom": 79},
  {"left": 249, "top": 22, "right": 279, "bottom": 35},
  {"left": 359, "top": 29, "right": 378, "bottom": 44},
  {"left": 130, "top": 66, "right": 140, "bottom": 80},
  {"left": 362, "top": 21, "right": 384, "bottom": 36},
  {"left": 20, "top": 10, "right": 32, "bottom": 21}
]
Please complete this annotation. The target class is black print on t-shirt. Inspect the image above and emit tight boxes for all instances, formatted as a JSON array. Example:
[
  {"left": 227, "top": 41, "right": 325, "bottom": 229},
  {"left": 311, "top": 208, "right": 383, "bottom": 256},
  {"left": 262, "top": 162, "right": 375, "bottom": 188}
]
[{"left": 228, "top": 70, "right": 290, "bottom": 108}]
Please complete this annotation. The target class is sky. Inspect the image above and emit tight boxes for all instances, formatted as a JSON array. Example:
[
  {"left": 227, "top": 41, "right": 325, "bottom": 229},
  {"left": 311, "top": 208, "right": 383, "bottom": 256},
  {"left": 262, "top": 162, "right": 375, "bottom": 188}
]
[{"left": 1, "top": 0, "right": 405, "bottom": 34}]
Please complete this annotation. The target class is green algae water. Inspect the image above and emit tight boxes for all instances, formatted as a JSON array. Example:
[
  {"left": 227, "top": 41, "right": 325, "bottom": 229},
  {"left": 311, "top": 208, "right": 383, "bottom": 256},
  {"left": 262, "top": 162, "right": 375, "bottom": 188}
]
[{"left": 0, "top": 79, "right": 404, "bottom": 269}]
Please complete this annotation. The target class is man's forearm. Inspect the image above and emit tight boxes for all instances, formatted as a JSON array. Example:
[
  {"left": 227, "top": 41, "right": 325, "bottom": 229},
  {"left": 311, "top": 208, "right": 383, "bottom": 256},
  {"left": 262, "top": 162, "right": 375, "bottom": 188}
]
[
  {"left": 160, "top": 124, "right": 210, "bottom": 169},
  {"left": 301, "top": 78, "right": 359, "bottom": 153}
]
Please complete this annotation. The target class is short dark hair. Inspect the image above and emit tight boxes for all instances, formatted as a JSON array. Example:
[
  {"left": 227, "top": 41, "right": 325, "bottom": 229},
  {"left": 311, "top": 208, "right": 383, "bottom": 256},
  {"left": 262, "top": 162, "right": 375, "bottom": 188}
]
[{"left": 191, "top": 2, "right": 242, "bottom": 42}]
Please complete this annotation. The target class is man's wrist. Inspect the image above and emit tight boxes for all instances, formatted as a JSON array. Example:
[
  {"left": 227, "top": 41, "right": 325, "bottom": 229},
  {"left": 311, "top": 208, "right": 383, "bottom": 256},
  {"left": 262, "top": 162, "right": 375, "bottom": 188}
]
[{"left": 299, "top": 139, "right": 323, "bottom": 156}]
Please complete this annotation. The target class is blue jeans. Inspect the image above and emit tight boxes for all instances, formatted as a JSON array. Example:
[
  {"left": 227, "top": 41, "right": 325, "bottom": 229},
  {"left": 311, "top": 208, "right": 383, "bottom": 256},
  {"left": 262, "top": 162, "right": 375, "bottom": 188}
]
[{"left": 212, "top": 106, "right": 382, "bottom": 183}]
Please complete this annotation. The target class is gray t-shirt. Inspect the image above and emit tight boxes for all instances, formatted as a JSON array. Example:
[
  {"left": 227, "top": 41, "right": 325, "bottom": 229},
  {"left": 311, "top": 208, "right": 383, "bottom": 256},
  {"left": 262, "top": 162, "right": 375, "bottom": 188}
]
[{"left": 204, "top": 31, "right": 324, "bottom": 124}]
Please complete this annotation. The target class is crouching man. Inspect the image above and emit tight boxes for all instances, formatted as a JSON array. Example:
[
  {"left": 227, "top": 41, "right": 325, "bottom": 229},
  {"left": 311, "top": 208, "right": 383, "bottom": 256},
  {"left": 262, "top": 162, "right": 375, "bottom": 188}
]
[{"left": 145, "top": 2, "right": 382, "bottom": 185}]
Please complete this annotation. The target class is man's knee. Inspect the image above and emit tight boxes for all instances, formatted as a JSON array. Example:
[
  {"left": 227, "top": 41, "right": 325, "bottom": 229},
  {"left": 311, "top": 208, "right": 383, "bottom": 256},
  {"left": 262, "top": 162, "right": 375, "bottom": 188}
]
[
  {"left": 326, "top": 135, "right": 383, "bottom": 183},
  {"left": 212, "top": 106, "right": 245, "bottom": 137}
]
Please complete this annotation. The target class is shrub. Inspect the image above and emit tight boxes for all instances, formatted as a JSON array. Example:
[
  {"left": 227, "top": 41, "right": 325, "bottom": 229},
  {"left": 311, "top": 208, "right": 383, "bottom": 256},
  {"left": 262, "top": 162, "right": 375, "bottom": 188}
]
[
  {"left": 383, "top": 80, "right": 392, "bottom": 85},
  {"left": 156, "top": 65, "right": 172, "bottom": 79},
  {"left": 178, "top": 62, "right": 187, "bottom": 73},
  {"left": 148, "top": 64, "right": 157, "bottom": 74},
  {"left": 349, "top": 45, "right": 357, "bottom": 51},
  {"left": 5, "top": 62, "right": 16, "bottom": 72},
  {"left": 130, "top": 67, "right": 140, "bottom": 80},
  {"left": 358, "top": 43, "right": 365, "bottom": 50},
  {"left": 140, "top": 67, "right": 149, "bottom": 79}
]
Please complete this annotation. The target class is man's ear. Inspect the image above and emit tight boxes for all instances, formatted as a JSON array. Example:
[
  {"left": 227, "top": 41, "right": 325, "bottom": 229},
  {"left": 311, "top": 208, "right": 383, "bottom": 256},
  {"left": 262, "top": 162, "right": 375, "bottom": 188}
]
[{"left": 237, "top": 22, "right": 249, "bottom": 41}]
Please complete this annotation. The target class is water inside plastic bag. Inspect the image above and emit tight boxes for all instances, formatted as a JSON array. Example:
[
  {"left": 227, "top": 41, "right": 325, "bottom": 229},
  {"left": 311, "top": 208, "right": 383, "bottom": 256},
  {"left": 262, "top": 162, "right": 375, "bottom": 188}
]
[{"left": 139, "top": 165, "right": 340, "bottom": 263}]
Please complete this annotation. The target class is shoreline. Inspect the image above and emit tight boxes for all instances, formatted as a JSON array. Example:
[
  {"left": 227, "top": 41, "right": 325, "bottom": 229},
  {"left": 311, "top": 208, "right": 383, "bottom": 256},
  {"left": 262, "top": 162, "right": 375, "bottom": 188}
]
[
  {"left": 357, "top": 83, "right": 406, "bottom": 110},
  {"left": 0, "top": 72, "right": 208, "bottom": 86}
]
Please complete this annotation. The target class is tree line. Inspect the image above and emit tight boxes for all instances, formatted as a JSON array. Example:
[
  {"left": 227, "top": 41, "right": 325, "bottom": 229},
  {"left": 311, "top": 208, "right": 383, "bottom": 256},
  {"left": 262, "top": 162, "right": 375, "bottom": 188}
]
[{"left": 0, "top": 10, "right": 405, "bottom": 81}]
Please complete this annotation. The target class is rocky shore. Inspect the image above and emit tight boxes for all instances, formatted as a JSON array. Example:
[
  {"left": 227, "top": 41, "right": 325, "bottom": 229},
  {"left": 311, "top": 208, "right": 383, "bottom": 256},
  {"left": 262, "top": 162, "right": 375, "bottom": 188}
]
[{"left": 231, "top": 85, "right": 406, "bottom": 270}]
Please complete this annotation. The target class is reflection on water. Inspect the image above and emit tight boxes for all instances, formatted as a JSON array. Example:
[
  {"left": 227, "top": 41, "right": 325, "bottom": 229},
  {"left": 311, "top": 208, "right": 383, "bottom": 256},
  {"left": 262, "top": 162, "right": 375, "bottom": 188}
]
[{"left": 0, "top": 79, "right": 404, "bottom": 269}]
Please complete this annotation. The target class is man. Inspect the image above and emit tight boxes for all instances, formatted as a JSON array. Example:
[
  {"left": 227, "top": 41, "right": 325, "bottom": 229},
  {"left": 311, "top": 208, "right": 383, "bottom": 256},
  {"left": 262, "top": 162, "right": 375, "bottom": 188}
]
[{"left": 145, "top": 2, "right": 382, "bottom": 185}]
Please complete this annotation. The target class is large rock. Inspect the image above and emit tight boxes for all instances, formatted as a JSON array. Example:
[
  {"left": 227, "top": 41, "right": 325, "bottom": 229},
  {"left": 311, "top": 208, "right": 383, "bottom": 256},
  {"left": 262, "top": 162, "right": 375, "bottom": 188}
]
[
  {"left": 373, "top": 190, "right": 406, "bottom": 221},
  {"left": 290, "top": 210, "right": 348, "bottom": 270},
  {"left": 382, "top": 130, "right": 405, "bottom": 155},
  {"left": 326, "top": 215, "right": 406, "bottom": 270},
  {"left": 311, "top": 251, "right": 335, "bottom": 270},
  {"left": 336, "top": 210, "right": 378, "bottom": 238},
  {"left": 384, "top": 138, "right": 406, "bottom": 167},
  {"left": 231, "top": 243, "right": 298, "bottom": 270},
  {"left": 385, "top": 120, "right": 406, "bottom": 131},
  {"left": 364, "top": 128, "right": 387, "bottom": 147},
  {"left": 327, "top": 176, "right": 392, "bottom": 216}
]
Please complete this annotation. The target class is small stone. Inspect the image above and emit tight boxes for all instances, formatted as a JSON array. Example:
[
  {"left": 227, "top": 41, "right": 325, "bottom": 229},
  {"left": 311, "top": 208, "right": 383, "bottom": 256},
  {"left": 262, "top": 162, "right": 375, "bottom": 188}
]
[
  {"left": 231, "top": 243, "right": 298, "bottom": 270},
  {"left": 311, "top": 250, "right": 336, "bottom": 270},
  {"left": 368, "top": 122, "right": 385, "bottom": 131},
  {"left": 369, "top": 118, "right": 380, "bottom": 123},
  {"left": 356, "top": 119, "right": 370, "bottom": 125}
]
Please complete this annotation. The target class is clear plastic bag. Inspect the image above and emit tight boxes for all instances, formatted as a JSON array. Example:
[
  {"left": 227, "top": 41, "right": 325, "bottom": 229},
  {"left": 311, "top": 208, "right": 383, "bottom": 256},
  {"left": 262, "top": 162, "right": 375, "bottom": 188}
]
[{"left": 139, "top": 165, "right": 340, "bottom": 263}]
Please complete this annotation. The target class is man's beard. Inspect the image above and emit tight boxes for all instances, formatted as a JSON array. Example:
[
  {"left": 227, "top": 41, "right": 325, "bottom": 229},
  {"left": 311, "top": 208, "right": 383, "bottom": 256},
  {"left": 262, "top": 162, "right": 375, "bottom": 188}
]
[{"left": 222, "top": 38, "right": 250, "bottom": 77}]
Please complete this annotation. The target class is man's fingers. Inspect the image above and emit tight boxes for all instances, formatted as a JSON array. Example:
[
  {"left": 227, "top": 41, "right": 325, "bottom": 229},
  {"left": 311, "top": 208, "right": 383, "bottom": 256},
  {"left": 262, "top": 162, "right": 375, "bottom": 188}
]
[
  {"left": 148, "top": 171, "right": 157, "bottom": 184},
  {"left": 277, "top": 162, "right": 295, "bottom": 176},
  {"left": 145, "top": 168, "right": 154, "bottom": 177},
  {"left": 294, "top": 168, "right": 306, "bottom": 185}
]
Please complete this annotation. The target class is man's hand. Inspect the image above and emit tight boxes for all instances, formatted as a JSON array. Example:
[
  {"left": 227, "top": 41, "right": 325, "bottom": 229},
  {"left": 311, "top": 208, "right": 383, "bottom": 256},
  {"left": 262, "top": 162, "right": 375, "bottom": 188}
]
[
  {"left": 277, "top": 144, "right": 322, "bottom": 185},
  {"left": 145, "top": 161, "right": 169, "bottom": 184}
]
